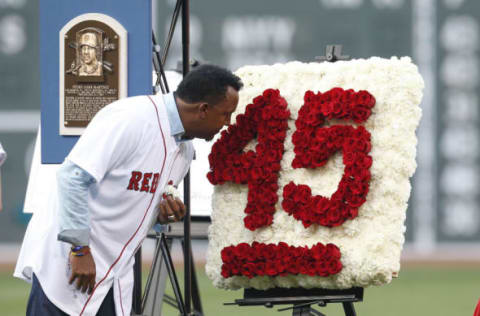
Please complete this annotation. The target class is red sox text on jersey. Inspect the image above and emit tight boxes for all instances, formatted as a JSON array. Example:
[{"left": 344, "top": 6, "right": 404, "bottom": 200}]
[{"left": 126, "top": 171, "right": 160, "bottom": 193}]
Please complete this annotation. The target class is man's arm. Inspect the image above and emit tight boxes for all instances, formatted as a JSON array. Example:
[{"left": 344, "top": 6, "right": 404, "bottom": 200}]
[{"left": 56, "top": 160, "right": 97, "bottom": 294}]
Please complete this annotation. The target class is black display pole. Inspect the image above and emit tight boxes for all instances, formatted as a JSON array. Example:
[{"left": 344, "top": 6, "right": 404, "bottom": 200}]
[
  {"left": 182, "top": 0, "right": 192, "bottom": 315},
  {"left": 132, "top": 249, "right": 142, "bottom": 314}
]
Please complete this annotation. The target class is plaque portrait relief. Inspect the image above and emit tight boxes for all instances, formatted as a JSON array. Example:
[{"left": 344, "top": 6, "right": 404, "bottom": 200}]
[
  {"left": 60, "top": 14, "right": 127, "bottom": 135},
  {"left": 66, "top": 28, "right": 108, "bottom": 77}
]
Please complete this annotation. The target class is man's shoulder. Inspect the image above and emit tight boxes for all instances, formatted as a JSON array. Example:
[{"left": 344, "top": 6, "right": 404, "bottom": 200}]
[{"left": 102, "top": 95, "right": 154, "bottom": 116}]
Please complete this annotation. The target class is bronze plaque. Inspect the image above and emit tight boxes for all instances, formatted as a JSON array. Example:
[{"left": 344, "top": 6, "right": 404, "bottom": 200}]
[{"left": 63, "top": 20, "right": 120, "bottom": 129}]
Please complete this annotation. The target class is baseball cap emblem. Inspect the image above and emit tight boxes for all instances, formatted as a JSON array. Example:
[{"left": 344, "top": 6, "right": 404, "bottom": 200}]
[{"left": 80, "top": 33, "right": 98, "bottom": 48}]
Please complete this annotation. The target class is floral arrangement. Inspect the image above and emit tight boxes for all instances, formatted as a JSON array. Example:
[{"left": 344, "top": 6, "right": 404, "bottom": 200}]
[{"left": 206, "top": 57, "right": 423, "bottom": 290}]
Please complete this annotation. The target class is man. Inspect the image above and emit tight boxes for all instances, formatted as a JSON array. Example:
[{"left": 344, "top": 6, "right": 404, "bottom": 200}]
[
  {"left": 15, "top": 64, "right": 243, "bottom": 315},
  {"left": 78, "top": 32, "right": 103, "bottom": 76}
]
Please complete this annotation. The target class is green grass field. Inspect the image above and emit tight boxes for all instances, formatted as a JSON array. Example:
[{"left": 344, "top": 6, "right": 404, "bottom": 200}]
[{"left": 1, "top": 264, "right": 479, "bottom": 316}]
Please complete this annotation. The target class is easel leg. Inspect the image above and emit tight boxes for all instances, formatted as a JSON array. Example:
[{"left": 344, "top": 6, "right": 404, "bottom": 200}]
[
  {"left": 342, "top": 302, "right": 357, "bottom": 316},
  {"left": 160, "top": 234, "right": 187, "bottom": 315},
  {"left": 141, "top": 236, "right": 171, "bottom": 315},
  {"left": 133, "top": 248, "right": 142, "bottom": 314},
  {"left": 292, "top": 304, "right": 318, "bottom": 316},
  {"left": 182, "top": 240, "right": 204, "bottom": 316}
]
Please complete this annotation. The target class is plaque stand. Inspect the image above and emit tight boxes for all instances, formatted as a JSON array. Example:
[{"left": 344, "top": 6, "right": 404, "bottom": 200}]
[{"left": 226, "top": 287, "right": 363, "bottom": 316}]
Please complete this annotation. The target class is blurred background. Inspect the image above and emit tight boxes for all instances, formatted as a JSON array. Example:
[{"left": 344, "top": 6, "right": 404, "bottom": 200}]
[{"left": 0, "top": 0, "right": 479, "bottom": 315}]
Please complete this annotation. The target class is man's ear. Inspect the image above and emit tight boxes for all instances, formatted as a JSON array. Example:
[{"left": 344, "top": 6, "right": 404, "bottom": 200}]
[{"left": 199, "top": 103, "right": 208, "bottom": 119}]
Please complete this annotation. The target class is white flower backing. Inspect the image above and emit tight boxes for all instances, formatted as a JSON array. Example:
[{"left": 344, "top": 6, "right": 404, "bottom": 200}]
[{"left": 206, "top": 57, "right": 423, "bottom": 290}]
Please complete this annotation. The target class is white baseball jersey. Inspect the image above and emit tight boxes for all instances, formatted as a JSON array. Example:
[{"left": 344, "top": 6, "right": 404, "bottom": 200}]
[{"left": 15, "top": 95, "right": 194, "bottom": 316}]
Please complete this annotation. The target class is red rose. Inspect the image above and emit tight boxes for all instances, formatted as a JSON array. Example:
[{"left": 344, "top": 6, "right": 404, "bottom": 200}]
[
  {"left": 254, "top": 262, "right": 266, "bottom": 276},
  {"left": 347, "top": 194, "right": 366, "bottom": 208},
  {"left": 263, "top": 88, "right": 279, "bottom": 99},
  {"left": 252, "top": 95, "right": 265, "bottom": 107},
  {"left": 250, "top": 167, "right": 265, "bottom": 181},
  {"left": 311, "top": 243, "right": 327, "bottom": 260},
  {"left": 281, "top": 199, "right": 296, "bottom": 215},
  {"left": 305, "top": 111, "right": 321, "bottom": 127},
  {"left": 321, "top": 101, "right": 333, "bottom": 117},
  {"left": 221, "top": 246, "right": 235, "bottom": 263},
  {"left": 350, "top": 180, "right": 368, "bottom": 196},
  {"left": 348, "top": 207, "right": 358, "bottom": 219},
  {"left": 241, "top": 262, "right": 257, "bottom": 278},
  {"left": 288, "top": 260, "right": 300, "bottom": 274},
  {"left": 312, "top": 196, "right": 327, "bottom": 215},
  {"left": 327, "top": 260, "right": 342, "bottom": 275},
  {"left": 221, "top": 264, "right": 232, "bottom": 278},
  {"left": 264, "top": 148, "right": 281, "bottom": 163},
  {"left": 298, "top": 258, "right": 309, "bottom": 274},
  {"left": 330, "top": 87, "right": 344, "bottom": 99},
  {"left": 265, "top": 261, "right": 278, "bottom": 276},
  {"left": 306, "top": 261, "right": 317, "bottom": 276},
  {"left": 353, "top": 154, "right": 372, "bottom": 169},
  {"left": 343, "top": 151, "right": 357, "bottom": 166},
  {"left": 257, "top": 213, "right": 273, "bottom": 228},
  {"left": 206, "top": 171, "right": 216, "bottom": 185},
  {"left": 326, "top": 243, "right": 341, "bottom": 260},
  {"left": 293, "top": 185, "right": 311, "bottom": 204},
  {"left": 332, "top": 101, "right": 343, "bottom": 115},
  {"left": 352, "top": 106, "right": 371, "bottom": 123},
  {"left": 243, "top": 216, "right": 255, "bottom": 230},
  {"left": 356, "top": 90, "right": 375, "bottom": 108},
  {"left": 304, "top": 90, "right": 315, "bottom": 102},
  {"left": 264, "top": 189, "right": 279, "bottom": 204},
  {"left": 264, "top": 244, "right": 277, "bottom": 260},
  {"left": 326, "top": 208, "right": 342, "bottom": 226},
  {"left": 283, "top": 181, "right": 296, "bottom": 198},
  {"left": 315, "top": 260, "right": 329, "bottom": 276},
  {"left": 233, "top": 243, "right": 250, "bottom": 260},
  {"left": 354, "top": 138, "right": 371, "bottom": 153},
  {"left": 292, "top": 130, "right": 308, "bottom": 147},
  {"left": 291, "top": 157, "right": 303, "bottom": 169}
]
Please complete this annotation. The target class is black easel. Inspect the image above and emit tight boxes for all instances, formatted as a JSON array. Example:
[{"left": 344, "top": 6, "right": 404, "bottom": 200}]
[
  {"left": 136, "top": 226, "right": 204, "bottom": 316},
  {"left": 226, "top": 287, "right": 363, "bottom": 316}
]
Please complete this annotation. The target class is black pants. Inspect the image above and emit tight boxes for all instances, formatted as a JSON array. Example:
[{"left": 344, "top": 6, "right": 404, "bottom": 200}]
[{"left": 26, "top": 273, "right": 116, "bottom": 316}]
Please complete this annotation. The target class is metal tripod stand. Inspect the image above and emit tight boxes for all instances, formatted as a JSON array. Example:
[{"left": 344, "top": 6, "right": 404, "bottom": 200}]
[{"left": 134, "top": 225, "right": 203, "bottom": 316}]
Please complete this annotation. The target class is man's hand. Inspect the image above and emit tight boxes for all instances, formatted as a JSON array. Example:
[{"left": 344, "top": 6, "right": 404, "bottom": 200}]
[
  {"left": 158, "top": 195, "right": 186, "bottom": 224},
  {"left": 69, "top": 248, "right": 96, "bottom": 294}
]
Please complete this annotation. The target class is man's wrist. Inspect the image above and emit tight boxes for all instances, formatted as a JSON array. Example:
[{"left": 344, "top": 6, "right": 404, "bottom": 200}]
[{"left": 70, "top": 245, "right": 90, "bottom": 257}]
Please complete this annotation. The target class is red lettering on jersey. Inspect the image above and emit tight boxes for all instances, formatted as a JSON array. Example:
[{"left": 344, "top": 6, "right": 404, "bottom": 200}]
[
  {"left": 127, "top": 171, "right": 143, "bottom": 191},
  {"left": 150, "top": 173, "right": 160, "bottom": 193},
  {"left": 141, "top": 173, "right": 153, "bottom": 192}
]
